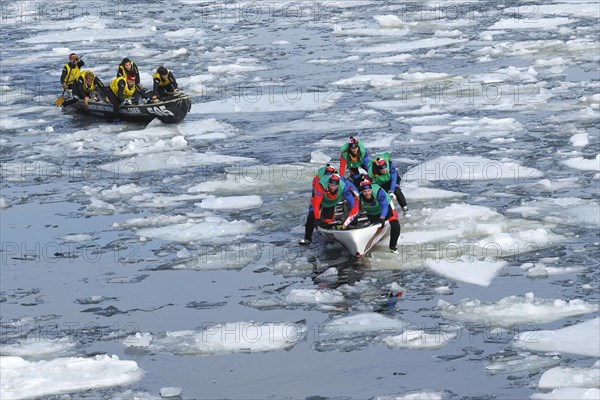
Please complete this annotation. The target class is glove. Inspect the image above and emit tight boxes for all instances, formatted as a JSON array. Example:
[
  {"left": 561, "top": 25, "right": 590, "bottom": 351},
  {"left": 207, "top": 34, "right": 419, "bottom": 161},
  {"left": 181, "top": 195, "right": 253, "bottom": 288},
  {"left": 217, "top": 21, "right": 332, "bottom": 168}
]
[
  {"left": 402, "top": 206, "right": 412, "bottom": 219},
  {"left": 319, "top": 221, "right": 331, "bottom": 229},
  {"left": 62, "top": 83, "right": 68, "bottom": 90},
  {"left": 342, "top": 218, "right": 352, "bottom": 229},
  {"left": 121, "top": 99, "right": 132, "bottom": 105},
  {"left": 380, "top": 217, "right": 386, "bottom": 227},
  {"left": 173, "top": 88, "right": 180, "bottom": 94}
]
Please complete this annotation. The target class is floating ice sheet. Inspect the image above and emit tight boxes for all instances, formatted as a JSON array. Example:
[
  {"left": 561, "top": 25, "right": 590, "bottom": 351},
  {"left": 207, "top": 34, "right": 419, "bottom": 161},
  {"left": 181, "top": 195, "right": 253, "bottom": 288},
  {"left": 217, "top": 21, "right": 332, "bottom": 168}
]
[
  {"left": 0, "top": 355, "right": 143, "bottom": 400},
  {"left": 513, "top": 318, "right": 600, "bottom": 357},
  {"left": 137, "top": 217, "right": 255, "bottom": 243},
  {"left": 439, "top": 294, "right": 599, "bottom": 328},
  {"left": 404, "top": 155, "right": 543, "bottom": 182},
  {"left": 198, "top": 195, "right": 263, "bottom": 210},
  {"left": 425, "top": 257, "right": 507, "bottom": 287},
  {"left": 124, "top": 321, "right": 307, "bottom": 355}
]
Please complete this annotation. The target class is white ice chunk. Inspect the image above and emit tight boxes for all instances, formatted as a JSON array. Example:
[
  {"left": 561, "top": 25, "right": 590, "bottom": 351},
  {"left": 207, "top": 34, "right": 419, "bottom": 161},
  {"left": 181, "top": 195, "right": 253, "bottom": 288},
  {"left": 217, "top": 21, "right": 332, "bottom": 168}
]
[
  {"left": 160, "top": 387, "right": 183, "bottom": 397},
  {"left": 530, "top": 388, "right": 600, "bottom": 400},
  {"left": 538, "top": 363, "right": 600, "bottom": 389},
  {"left": 286, "top": 288, "right": 345, "bottom": 304},
  {"left": 320, "top": 312, "right": 407, "bottom": 337},
  {"left": 198, "top": 195, "right": 263, "bottom": 210},
  {"left": 439, "top": 296, "right": 599, "bottom": 328},
  {"left": 489, "top": 17, "right": 575, "bottom": 30},
  {"left": 405, "top": 155, "right": 543, "bottom": 182},
  {"left": 513, "top": 318, "right": 600, "bottom": 357},
  {"left": 0, "top": 337, "right": 77, "bottom": 359},
  {"left": 570, "top": 132, "right": 589, "bottom": 147},
  {"left": 0, "top": 355, "right": 142, "bottom": 400},
  {"left": 124, "top": 321, "right": 307, "bottom": 355},
  {"left": 101, "top": 152, "right": 255, "bottom": 173},
  {"left": 425, "top": 257, "right": 506, "bottom": 287},
  {"left": 136, "top": 217, "right": 255, "bottom": 243},
  {"left": 562, "top": 154, "right": 600, "bottom": 171},
  {"left": 485, "top": 354, "right": 561, "bottom": 375},
  {"left": 375, "top": 391, "right": 445, "bottom": 400},
  {"left": 354, "top": 38, "right": 468, "bottom": 53}
]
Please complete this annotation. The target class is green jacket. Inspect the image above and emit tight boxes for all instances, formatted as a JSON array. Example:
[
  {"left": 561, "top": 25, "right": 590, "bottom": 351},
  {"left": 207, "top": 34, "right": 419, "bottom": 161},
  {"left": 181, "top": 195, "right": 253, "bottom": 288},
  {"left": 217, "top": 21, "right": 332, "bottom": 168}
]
[
  {"left": 368, "top": 152, "right": 392, "bottom": 186},
  {"left": 360, "top": 183, "right": 391, "bottom": 217}
]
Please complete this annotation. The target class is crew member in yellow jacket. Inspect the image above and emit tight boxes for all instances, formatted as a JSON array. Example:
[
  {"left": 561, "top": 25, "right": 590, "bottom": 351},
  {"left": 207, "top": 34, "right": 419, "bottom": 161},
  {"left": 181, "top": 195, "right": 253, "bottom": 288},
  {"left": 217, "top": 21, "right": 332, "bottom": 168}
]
[
  {"left": 60, "top": 53, "right": 84, "bottom": 90},
  {"left": 106, "top": 73, "right": 152, "bottom": 113}
]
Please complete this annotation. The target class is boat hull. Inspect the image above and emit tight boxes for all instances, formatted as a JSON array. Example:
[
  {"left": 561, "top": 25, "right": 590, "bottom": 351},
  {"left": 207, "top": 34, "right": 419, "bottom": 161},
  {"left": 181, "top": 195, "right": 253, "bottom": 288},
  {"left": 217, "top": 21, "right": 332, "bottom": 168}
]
[
  {"left": 317, "top": 221, "right": 390, "bottom": 257},
  {"left": 62, "top": 94, "right": 192, "bottom": 124}
]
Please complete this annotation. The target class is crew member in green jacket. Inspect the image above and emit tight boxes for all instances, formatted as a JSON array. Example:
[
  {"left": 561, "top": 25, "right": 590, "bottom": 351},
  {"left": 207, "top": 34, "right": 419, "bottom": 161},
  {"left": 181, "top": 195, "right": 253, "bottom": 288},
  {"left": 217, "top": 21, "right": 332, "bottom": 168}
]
[
  {"left": 358, "top": 178, "right": 400, "bottom": 253},
  {"left": 368, "top": 152, "right": 410, "bottom": 218},
  {"left": 300, "top": 170, "right": 359, "bottom": 245},
  {"left": 339, "top": 136, "right": 370, "bottom": 188}
]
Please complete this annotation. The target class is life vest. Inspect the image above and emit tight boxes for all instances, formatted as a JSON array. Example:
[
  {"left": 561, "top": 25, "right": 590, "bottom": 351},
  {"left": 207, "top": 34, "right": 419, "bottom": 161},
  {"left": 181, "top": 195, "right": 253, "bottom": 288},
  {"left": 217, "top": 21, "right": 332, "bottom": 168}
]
[
  {"left": 118, "top": 62, "right": 137, "bottom": 78},
  {"left": 368, "top": 152, "right": 392, "bottom": 186},
  {"left": 315, "top": 166, "right": 336, "bottom": 190},
  {"left": 153, "top": 71, "right": 173, "bottom": 87},
  {"left": 360, "top": 183, "right": 390, "bottom": 215},
  {"left": 63, "top": 62, "right": 81, "bottom": 85},
  {"left": 340, "top": 141, "right": 367, "bottom": 169},
  {"left": 321, "top": 179, "right": 346, "bottom": 208},
  {"left": 79, "top": 71, "right": 97, "bottom": 92},
  {"left": 110, "top": 76, "right": 136, "bottom": 99}
]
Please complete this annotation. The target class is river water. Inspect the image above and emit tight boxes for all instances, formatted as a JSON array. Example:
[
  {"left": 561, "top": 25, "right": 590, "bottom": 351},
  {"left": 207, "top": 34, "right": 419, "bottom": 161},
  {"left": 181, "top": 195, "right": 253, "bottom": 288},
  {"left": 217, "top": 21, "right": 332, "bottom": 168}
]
[{"left": 1, "top": 1, "right": 599, "bottom": 399}]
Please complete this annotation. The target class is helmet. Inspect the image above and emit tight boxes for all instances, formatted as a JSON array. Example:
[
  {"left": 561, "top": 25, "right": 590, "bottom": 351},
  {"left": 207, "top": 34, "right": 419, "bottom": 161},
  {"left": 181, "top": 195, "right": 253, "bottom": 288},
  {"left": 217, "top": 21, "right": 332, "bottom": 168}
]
[
  {"left": 359, "top": 178, "right": 372, "bottom": 191},
  {"left": 328, "top": 174, "right": 341, "bottom": 185},
  {"left": 126, "top": 74, "right": 136, "bottom": 82},
  {"left": 376, "top": 158, "right": 387, "bottom": 168},
  {"left": 157, "top": 66, "right": 168, "bottom": 75},
  {"left": 348, "top": 137, "right": 359, "bottom": 148},
  {"left": 325, "top": 164, "right": 335, "bottom": 174},
  {"left": 69, "top": 53, "right": 78, "bottom": 60}
]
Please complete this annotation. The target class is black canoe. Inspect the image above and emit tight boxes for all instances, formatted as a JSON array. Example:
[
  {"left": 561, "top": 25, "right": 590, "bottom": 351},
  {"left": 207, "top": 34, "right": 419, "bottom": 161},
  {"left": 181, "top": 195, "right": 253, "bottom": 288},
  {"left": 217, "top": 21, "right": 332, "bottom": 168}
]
[{"left": 61, "top": 94, "right": 192, "bottom": 124}]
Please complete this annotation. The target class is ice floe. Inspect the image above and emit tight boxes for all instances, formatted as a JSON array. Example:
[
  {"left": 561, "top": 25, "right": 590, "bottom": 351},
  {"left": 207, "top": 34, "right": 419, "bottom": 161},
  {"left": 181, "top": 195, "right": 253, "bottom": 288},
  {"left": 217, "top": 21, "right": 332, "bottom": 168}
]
[
  {"left": 513, "top": 318, "right": 600, "bottom": 357},
  {"left": 439, "top": 294, "right": 599, "bottom": 328},
  {"left": 0, "top": 355, "right": 143, "bottom": 400},
  {"left": 124, "top": 321, "right": 307, "bottom": 355}
]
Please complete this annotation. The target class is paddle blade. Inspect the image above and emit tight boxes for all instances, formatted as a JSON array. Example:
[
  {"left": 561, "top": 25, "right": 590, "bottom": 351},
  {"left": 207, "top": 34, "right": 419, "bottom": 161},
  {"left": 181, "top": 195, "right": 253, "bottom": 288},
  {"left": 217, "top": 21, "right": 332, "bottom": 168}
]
[{"left": 55, "top": 97, "right": 65, "bottom": 106}]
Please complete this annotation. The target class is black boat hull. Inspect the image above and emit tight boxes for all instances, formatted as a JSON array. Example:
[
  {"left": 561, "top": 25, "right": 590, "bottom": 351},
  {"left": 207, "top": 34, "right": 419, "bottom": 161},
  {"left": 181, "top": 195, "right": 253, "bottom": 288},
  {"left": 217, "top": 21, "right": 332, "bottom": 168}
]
[{"left": 62, "top": 94, "right": 192, "bottom": 124}]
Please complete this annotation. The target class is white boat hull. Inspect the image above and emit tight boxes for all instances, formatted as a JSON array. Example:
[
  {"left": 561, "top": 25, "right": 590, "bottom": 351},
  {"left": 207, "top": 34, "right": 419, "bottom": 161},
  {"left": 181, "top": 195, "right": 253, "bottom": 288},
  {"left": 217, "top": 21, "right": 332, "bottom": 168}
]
[{"left": 317, "top": 222, "right": 390, "bottom": 257}]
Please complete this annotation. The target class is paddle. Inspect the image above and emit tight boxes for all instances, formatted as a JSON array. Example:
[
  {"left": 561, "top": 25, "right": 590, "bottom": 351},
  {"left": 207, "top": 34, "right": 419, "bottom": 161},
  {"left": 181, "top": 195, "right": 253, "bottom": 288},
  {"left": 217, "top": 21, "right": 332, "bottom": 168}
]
[{"left": 55, "top": 89, "right": 65, "bottom": 106}]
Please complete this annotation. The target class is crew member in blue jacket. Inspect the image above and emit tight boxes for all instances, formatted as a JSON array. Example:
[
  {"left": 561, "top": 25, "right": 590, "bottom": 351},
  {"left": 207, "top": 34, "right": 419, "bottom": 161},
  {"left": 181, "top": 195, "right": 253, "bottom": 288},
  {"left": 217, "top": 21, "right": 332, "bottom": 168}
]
[
  {"left": 368, "top": 152, "right": 410, "bottom": 217},
  {"left": 358, "top": 177, "right": 401, "bottom": 253}
]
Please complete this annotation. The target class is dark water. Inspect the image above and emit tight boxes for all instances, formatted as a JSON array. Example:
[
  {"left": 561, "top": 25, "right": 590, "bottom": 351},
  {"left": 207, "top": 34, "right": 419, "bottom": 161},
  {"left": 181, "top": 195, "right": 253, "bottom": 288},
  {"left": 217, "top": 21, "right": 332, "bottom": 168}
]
[{"left": 1, "top": 1, "right": 599, "bottom": 399}]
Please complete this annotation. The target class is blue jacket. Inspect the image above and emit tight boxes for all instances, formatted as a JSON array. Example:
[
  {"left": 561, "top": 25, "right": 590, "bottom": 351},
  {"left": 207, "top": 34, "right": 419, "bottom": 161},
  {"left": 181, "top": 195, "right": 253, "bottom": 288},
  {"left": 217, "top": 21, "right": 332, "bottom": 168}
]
[
  {"left": 389, "top": 160, "right": 399, "bottom": 192},
  {"left": 374, "top": 186, "right": 390, "bottom": 219}
]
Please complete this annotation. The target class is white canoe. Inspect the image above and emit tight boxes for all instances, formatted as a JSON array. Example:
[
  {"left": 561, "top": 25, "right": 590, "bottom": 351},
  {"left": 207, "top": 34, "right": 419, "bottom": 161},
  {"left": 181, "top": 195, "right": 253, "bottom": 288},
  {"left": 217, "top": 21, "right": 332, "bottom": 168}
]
[{"left": 316, "top": 209, "right": 390, "bottom": 257}]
